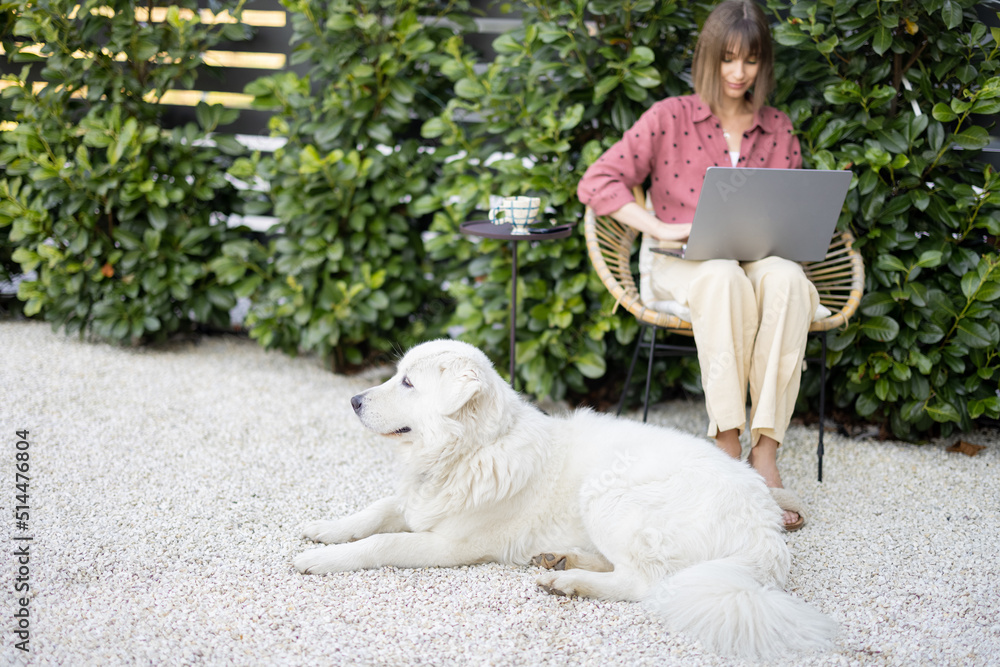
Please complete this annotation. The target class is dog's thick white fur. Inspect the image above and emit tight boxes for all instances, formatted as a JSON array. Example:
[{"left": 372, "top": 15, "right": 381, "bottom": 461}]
[{"left": 295, "top": 340, "right": 837, "bottom": 659}]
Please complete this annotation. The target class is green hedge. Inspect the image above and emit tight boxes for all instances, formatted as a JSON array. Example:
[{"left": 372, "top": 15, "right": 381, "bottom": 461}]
[
  {"left": 0, "top": 0, "right": 251, "bottom": 342},
  {"left": 213, "top": 0, "right": 476, "bottom": 369},
  {"left": 0, "top": 7, "right": 19, "bottom": 314},
  {"left": 420, "top": 0, "right": 1000, "bottom": 438},
  {"left": 2, "top": 0, "right": 998, "bottom": 439},
  {"left": 766, "top": 0, "right": 1000, "bottom": 438},
  {"left": 420, "top": 0, "right": 716, "bottom": 397}
]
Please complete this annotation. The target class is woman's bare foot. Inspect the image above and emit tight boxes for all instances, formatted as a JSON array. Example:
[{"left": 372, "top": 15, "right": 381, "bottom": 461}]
[{"left": 748, "top": 436, "right": 800, "bottom": 528}]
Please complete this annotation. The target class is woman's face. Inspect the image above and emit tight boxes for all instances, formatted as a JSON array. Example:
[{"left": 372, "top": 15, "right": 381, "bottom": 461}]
[{"left": 719, "top": 46, "right": 759, "bottom": 103}]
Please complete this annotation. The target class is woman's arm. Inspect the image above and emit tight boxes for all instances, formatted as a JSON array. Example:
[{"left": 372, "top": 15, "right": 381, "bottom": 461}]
[
  {"left": 578, "top": 104, "right": 663, "bottom": 217},
  {"left": 578, "top": 99, "right": 692, "bottom": 242},
  {"left": 609, "top": 201, "right": 692, "bottom": 243}
]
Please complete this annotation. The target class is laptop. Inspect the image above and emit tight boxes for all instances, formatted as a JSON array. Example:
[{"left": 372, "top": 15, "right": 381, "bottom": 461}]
[{"left": 651, "top": 167, "right": 852, "bottom": 262}]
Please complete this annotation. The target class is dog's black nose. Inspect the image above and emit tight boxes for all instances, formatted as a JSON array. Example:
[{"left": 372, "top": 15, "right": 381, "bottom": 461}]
[{"left": 351, "top": 394, "right": 363, "bottom": 414}]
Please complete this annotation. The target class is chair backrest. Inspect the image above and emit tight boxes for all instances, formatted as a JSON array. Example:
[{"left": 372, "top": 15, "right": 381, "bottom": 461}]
[
  {"left": 800, "top": 232, "right": 865, "bottom": 332},
  {"left": 583, "top": 188, "right": 693, "bottom": 333},
  {"left": 583, "top": 189, "right": 865, "bottom": 334}
]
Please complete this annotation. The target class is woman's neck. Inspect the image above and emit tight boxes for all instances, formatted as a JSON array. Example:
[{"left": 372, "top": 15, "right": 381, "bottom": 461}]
[
  {"left": 713, "top": 96, "right": 753, "bottom": 122},
  {"left": 712, "top": 96, "right": 755, "bottom": 152}
]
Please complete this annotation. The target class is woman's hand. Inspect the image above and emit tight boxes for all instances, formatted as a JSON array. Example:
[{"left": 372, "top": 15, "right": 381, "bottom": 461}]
[{"left": 609, "top": 201, "right": 691, "bottom": 243}]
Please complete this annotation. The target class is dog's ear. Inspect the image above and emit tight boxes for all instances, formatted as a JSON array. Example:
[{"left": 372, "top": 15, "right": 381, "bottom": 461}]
[{"left": 439, "top": 360, "right": 482, "bottom": 415}]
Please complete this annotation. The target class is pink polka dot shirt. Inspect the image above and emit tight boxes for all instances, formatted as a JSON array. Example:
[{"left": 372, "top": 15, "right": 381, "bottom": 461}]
[{"left": 577, "top": 94, "right": 802, "bottom": 224}]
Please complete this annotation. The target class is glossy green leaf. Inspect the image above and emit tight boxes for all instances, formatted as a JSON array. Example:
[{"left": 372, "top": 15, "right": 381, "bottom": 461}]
[{"left": 860, "top": 316, "right": 900, "bottom": 342}]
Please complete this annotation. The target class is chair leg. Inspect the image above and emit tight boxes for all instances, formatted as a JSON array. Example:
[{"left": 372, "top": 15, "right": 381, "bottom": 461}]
[
  {"left": 616, "top": 325, "right": 646, "bottom": 416},
  {"left": 817, "top": 333, "right": 827, "bottom": 483},
  {"left": 643, "top": 325, "right": 658, "bottom": 423}
]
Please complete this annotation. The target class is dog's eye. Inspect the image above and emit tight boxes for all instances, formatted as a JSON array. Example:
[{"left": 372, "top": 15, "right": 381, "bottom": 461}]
[{"left": 401, "top": 376, "right": 413, "bottom": 389}]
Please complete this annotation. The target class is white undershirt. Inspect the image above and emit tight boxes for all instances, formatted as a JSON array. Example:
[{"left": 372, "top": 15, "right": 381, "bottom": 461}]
[{"left": 729, "top": 151, "right": 740, "bottom": 167}]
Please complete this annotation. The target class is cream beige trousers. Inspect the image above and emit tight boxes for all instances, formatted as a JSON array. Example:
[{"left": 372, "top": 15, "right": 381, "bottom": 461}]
[{"left": 651, "top": 254, "right": 819, "bottom": 447}]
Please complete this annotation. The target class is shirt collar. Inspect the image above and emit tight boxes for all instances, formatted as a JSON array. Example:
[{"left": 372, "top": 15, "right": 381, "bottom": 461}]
[
  {"left": 692, "top": 96, "right": 714, "bottom": 124},
  {"left": 748, "top": 108, "right": 772, "bottom": 134}
]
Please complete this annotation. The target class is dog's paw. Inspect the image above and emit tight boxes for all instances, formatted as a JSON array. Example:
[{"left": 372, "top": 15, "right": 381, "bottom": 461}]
[
  {"left": 531, "top": 553, "right": 567, "bottom": 570},
  {"left": 301, "top": 520, "right": 352, "bottom": 544},
  {"left": 293, "top": 546, "right": 346, "bottom": 575},
  {"left": 536, "top": 571, "right": 577, "bottom": 597}
]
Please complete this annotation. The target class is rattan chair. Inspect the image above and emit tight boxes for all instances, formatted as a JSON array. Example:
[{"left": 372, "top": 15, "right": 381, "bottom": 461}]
[{"left": 584, "top": 188, "right": 864, "bottom": 481}]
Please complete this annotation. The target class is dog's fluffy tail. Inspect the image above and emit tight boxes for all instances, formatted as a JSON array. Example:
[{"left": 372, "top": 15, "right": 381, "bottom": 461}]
[{"left": 646, "top": 557, "right": 837, "bottom": 660}]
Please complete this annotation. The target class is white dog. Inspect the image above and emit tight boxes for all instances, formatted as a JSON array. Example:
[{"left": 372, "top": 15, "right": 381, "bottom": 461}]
[{"left": 294, "top": 340, "right": 837, "bottom": 659}]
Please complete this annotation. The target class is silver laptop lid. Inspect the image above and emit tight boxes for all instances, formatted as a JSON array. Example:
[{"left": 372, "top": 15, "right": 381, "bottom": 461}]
[{"left": 680, "top": 167, "right": 852, "bottom": 262}]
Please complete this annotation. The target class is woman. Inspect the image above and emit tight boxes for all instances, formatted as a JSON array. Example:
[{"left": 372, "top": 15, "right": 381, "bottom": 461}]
[{"left": 577, "top": 0, "right": 815, "bottom": 530}]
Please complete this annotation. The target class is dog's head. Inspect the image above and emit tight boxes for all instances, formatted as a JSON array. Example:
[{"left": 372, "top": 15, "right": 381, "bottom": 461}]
[{"left": 350, "top": 340, "right": 507, "bottom": 444}]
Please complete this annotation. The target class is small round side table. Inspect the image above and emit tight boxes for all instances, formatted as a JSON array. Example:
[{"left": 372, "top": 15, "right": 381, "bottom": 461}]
[{"left": 459, "top": 220, "right": 574, "bottom": 388}]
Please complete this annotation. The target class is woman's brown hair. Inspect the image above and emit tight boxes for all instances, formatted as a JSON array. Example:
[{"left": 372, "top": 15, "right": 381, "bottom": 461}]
[{"left": 692, "top": 0, "right": 774, "bottom": 112}]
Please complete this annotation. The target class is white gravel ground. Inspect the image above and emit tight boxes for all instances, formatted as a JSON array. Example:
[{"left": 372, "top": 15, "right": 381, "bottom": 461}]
[{"left": 1, "top": 320, "right": 998, "bottom": 666}]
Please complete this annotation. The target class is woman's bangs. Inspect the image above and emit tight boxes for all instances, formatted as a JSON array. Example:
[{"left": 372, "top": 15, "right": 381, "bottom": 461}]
[{"left": 722, "top": 23, "right": 763, "bottom": 60}]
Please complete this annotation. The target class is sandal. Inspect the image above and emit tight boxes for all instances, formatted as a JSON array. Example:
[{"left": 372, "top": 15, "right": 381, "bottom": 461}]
[{"left": 769, "top": 487, "right": 806, "bottom": 532}]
